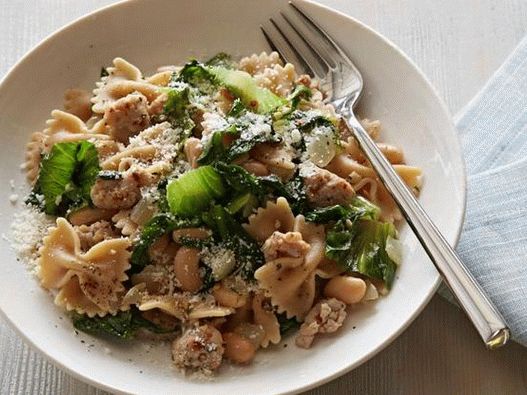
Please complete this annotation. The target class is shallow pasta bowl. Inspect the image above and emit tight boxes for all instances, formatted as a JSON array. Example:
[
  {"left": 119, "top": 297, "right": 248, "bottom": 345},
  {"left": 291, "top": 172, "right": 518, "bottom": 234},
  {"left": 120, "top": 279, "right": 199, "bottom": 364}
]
[{"left": 0, "top": 0, "right": 466, "bottom": 393}]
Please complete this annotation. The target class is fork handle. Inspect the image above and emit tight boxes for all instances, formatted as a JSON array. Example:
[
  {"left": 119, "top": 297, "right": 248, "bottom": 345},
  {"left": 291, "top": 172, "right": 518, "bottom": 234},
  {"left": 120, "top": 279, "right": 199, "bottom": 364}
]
[{"left": 346, "top": 115, "right": 510, "bottom": 349}]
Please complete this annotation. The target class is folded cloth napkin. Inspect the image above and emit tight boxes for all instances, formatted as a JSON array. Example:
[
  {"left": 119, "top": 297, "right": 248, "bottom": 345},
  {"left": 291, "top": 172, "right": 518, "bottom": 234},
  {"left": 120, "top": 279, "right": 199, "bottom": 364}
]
[{"left": 447, "top": 36, "right": 527, "bottom": 346}]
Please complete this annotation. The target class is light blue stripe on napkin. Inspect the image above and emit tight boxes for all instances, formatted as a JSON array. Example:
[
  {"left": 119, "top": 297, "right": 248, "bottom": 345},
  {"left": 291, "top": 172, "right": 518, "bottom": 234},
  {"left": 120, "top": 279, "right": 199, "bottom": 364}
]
[{"left": 453, "top": 36, "right": 527, "bottom": 346}]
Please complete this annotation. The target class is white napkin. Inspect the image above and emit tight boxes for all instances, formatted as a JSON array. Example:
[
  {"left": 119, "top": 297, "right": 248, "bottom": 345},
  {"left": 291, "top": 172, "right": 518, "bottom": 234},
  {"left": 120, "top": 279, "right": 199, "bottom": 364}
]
[{"left": 450, "top": 36, "right": 527, "bottom": 346}]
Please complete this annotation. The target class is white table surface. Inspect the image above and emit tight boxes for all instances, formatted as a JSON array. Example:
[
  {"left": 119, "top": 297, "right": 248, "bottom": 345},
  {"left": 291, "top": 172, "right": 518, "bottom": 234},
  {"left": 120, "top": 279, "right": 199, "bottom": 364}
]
[{"left": 1, "top": 1, "right": 527, "bottom": 394}]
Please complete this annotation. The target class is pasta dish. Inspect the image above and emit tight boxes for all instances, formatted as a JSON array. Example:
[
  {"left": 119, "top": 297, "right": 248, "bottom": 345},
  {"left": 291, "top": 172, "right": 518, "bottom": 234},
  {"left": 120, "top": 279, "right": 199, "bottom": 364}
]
[{"left": 15, "top": 52, "right": 422, "bottom": 375}]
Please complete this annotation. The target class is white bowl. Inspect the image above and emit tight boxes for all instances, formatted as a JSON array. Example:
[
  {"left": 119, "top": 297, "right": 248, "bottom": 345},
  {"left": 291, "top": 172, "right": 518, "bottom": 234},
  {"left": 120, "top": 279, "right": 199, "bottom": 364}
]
[{"left": 0, "top": 0, "right": 466, "bottom": 393}]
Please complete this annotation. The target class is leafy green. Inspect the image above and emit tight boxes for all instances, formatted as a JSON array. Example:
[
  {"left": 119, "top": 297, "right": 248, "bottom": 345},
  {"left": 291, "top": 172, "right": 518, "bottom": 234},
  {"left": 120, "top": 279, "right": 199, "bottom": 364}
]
[
  {"left": 130, "top": 213, "right": 202, "bottom": 270},
  {"left": 313, "top": 197, "right": 398, "bottom": 288},
  {"left": 162, "top": 84, "right": 195, "bottom": 134},
  {"left": 213, "top": 162, "right": 307, "bottom": 215},
  {"left": 176, "top": 59, "right": 285, "bottom": 114},
  {"left": 206, "top": 52, "right": 236, "bottom": 69},
  {"left": 32, "top": 141, "right": 100, "bottom": 215},
  {"left": 200, "top": 265, "right": 216, "bottom": 291},
  {"left": 202, "top": 205, "right": 264, "bottom": 278},
  {"left": 228, "top": 98, "right": 245, "bottom": 117},
  {"left": 326, "top": 220, "right": 398, "bottom": 288},
  {"left": 226, "top": 192, "right": 258, "bottom": 216},
  {"left": 197, "top": 124, "right": 238, "bottom": 165},
  {"left": 277, "top": 313, "right": 300, "bottom": 335},
  {"left": 305, "top": 196, "right": 379, "bottom": 224},
  {"left": 292, "top": 110, "right": 336, "bottom": 132},
  {"left": 155, "top": 178, "right": 170, "bottom": 212},
  {"left": 209, "top": 66, "right": 286, "bottom": 114},
  {"left": 224, "top": 130, "right": 280, "bottom": 163},
  {"left": 166, "top": 166, "right": 225, "bottom": 217},
  {"left": 176, "top": 60, "right": 217, "bottom": 91},
  {"left": 287, "top": 85, "right": 312, "bottom": 112},
  {"left": 214, "top": 162, "right": 264, "bottom": 196},
  {"left": 259, "top": 173, "right": 308, "bottom": 215},
  {"left": 72, "top": 308, "right": 175, "bottom": 340},
  {"left": 198, "top": 115, "right": 280, "bottom": 165}
]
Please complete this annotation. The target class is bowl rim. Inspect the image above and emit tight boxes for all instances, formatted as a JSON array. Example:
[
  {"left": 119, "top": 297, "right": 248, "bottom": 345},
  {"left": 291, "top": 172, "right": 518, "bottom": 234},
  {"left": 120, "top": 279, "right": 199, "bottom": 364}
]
[{"left": 0, "top": 0, "right": 467, "bottom": 393}]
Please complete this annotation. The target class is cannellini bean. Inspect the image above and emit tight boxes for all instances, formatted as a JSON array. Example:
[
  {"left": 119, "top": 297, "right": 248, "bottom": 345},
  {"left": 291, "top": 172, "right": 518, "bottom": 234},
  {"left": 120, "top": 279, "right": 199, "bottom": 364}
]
[
  {"left": 223, "top": 332, "right": 256, "bottom": 364},
  {"left": 223, "top": 296, "right": 253, "bottom": 332},
  {"left": 212, "top": 283, "right": 247, "bottom": 308},
  {"left": 173, "top": 247, "right": 202, "bottom": 292},
  {"left": 242, "top": 160, "right": 270, "bottom": 176},
  {"left": 148, "top": 234, "right": 179, "bottom": 266},
  {"left": 68, "top": 207, "right": 117, "bottom": 226},
  {"left": 130, "top": 198, "right": 157, "bottom": 225},
  {"left": 324, "top": 276, "right": 367, "bottom": 304},
  {"left": 172, "top": 227, "right": 211, "bottom": 243},
  {"left": 233, "top": 323, "right": 265, "bottom": 349}
]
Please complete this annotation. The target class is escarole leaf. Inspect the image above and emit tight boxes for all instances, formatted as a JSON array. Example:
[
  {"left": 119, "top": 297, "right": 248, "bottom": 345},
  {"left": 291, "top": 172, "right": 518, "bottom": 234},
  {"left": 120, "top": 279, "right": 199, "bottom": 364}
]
[
  {"left": 176, "top": 58, "right": 286, "bottom": 114},
  {"left": 32, "top": 141, "right": 100, "bottom": 215},
  {"left": 213, "top": 162, "right": 308, "bottom": 215},
  {"left": 176, "top": 60, "right": 217, "bottom": 90},
  {"left": 259, "top": 173, "right": 308, "bottom": 215},
  {"left": 162, "top": 84, "right": 195, "bottom": 133},
  {"left": 166, "top": 166, "right": 225, "bottom": 217},
  {"left": 294, "top": 110, "right": 336, "bottom": 130},
  {"left": 71, "top": 308, "right": 175, "bottom": 340},
  {"left": 227, "top": 98, "right": 245, "bottom": 117},
  {"left": 277, "top": 313, "right": 300, "bottom": 335},
  {"left": 205, "top": 52, "right": 236, "bottom": 69},
  {"left": 209, "top": 66, "right": 286, "bottom": 114},
  {"left": 197, "top": 124, "right": 238, "bottom": 165},
  {"left": 131, "top": 212, "right": 202, "bottom": 270},
  {"left": 202, "top": 205, "right": 264, "bottom": 279},
  {"left": 317, "top": 197, "right": 399, "bottom": 288},
  {"left": 213, "top": 162, "right": 264, "bottom": 196},
  {"left": 286, "top": 84, "right": 312, "bottom": 112},
  {"left": 224, "top": 130, "right": 280, "bottom": 163},
  {"left": 326, "top": 220, "right": 398, "bottom": 288},
  {"left": 198, "top": 114, "right": 280, "bottom": 165},
  {"left": 305, "top": 196, "right": 379, "bottom": 224}
]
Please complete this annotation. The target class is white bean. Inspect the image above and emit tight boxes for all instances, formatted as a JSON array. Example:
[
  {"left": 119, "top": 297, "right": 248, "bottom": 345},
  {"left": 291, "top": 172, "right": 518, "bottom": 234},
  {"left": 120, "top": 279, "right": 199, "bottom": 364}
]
[
  {"left": 173, "top": 247, "right": 202, "bottom": 292},
  {"left": 324, "top": 276, "right": 367, "bottom": 304}
]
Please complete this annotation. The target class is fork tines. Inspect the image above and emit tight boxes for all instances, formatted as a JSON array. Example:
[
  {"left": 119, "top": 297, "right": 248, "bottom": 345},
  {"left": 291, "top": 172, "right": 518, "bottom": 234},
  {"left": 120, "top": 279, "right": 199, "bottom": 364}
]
[{"left": 261, "top": 1, "right": 352, "bottom": 81}]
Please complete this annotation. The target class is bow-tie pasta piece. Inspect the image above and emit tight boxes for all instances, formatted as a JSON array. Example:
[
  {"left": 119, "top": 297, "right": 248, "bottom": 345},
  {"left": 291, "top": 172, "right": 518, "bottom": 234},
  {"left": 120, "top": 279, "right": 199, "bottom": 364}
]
[
  {"left": 38, "top": 218, "right": 131, "bottom": 317},
  {"left": 123, "top": 284, "right": 233, "bottom": 323},
  {"left": 254, "top": 215, "right": 325, "bottom": 320},
  {"left": 252, "top": 293, "right": 281, "bottom": 348},
  {"left": 25, "top": 131, "right": 46, "bottom": 184},
  {"left": 42, "top": 110, "right": 110, "bottom": 150},
  {"left": 243, "top": 197, "right": 295, "bottom": 242},
  {"left": 92, "top": 57, "right": 161, "bottom": 114}
]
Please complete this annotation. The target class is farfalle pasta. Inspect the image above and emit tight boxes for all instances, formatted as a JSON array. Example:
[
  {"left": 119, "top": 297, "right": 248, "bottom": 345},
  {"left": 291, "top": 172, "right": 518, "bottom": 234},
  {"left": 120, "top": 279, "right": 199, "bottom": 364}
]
[
  {"left": 14, "top": 51, "right": 420, "bottom": 376},
  {"left": 39, "top": 218, "right": 130, "bottom": 317}
]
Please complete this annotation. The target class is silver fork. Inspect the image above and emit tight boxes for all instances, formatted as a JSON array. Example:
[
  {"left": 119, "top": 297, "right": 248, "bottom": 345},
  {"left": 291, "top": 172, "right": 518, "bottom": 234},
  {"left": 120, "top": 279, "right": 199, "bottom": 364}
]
[{"left": 262, "top": 1, "right": 510, "bottom": 349}]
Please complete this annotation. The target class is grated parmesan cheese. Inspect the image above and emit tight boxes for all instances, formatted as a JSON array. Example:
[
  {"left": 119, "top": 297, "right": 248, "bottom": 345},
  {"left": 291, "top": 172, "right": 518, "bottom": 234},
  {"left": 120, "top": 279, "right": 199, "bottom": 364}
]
[
  {"left": 200, "top": 245, "right": 236, "bottom": 281},
  {"left": 298, "top": 161, "right": 318, "bottom": 178},
  {"left": 302, "top": 125, "right": 337, "bottom": 167},
  {"left": 10, "top": 205, "right": 54, "bottom": 273},
  {"left": 236, "top": 112, "right": 272, "bottom": 141}
]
